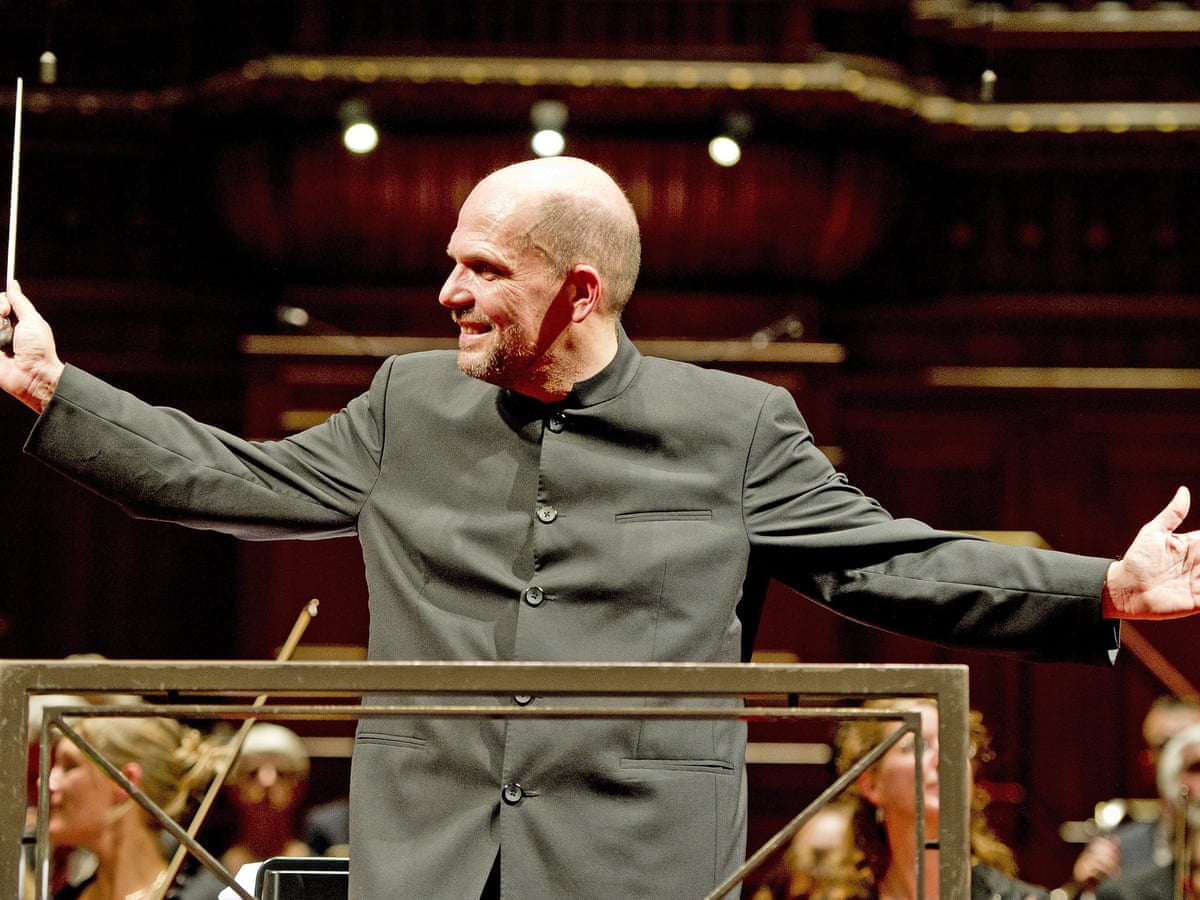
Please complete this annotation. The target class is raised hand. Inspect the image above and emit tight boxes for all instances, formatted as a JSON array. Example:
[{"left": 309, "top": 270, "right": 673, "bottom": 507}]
[
  {"left": 1103, "top": 486, "right": 1200, "bottom": 620},
  {"left": 0, "top": 279, "right": 65, "bottom": 413}
]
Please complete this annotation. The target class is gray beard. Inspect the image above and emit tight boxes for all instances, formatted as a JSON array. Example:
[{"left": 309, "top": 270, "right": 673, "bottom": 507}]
[{"left": 457, "top": 324, "right": 535, "bottom": 387}]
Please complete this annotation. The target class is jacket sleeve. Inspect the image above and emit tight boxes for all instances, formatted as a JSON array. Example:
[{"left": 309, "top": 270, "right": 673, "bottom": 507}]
[
  {"left": 24, "top": 361, "right": 392, "bottom": 541},
  {"left": 743, "top": 385, "right": 1118, "bottom": 665}
]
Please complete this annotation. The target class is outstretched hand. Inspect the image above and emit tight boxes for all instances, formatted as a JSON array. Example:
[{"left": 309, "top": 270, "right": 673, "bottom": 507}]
[
  {"left": 1103, "top": 486, "right": 1200, "bottom": 620},
  {"left": 0, "top": 279, "right": 64, "bottom": 413}
]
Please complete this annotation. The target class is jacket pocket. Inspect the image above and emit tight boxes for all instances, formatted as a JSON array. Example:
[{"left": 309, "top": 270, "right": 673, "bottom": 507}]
[
  {"left": 614, "top": 509, "right": 713, "bottom": 523},
  {"left": 355, "top": 730, "right": 428, "bottom": 751},
  {"left": 618, "top": 757, "right": 734, "bottom": 774}
]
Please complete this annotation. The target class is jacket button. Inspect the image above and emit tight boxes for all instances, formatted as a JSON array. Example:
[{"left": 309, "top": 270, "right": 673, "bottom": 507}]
[
  {"left": 547, "top": 413, "right": 566, "bottom": 433},
  {"left": 502, "top": 783, "right": 525, "bottom": 805},
  {"left": 522, "top": 586, "right": 545, "bottom": 607},
  {"left": 535, "top": 505, "right": 558, "bottom": 523}
]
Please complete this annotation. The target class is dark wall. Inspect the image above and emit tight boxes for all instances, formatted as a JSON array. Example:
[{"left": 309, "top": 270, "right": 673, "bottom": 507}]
[{"left": 4, "top": 1, "right": 1200, "bottom": 892}]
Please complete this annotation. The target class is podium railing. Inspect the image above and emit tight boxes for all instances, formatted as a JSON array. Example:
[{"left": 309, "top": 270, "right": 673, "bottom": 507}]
[{"left": 1, "top": 659, "right": 970, "bottom": 899}]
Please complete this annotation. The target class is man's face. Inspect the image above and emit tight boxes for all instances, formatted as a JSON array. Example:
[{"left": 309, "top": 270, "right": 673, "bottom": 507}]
[
  {"left": 438, "top": 180, "right": 571, "bottom": 395},
  {"left": 231, "top": 751, "right": 306, "bottom": 813},
  {"left": 1177, "top": 743, "right": 1200, "bottom": 805},
  {"left": 1143, "top": 706, "right": 1200, "bottom": 793}
]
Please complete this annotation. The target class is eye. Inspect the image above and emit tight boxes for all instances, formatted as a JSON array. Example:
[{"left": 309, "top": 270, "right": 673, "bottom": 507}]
[{"left": 462, "top": 255, "right": 509, "bottom": 280}]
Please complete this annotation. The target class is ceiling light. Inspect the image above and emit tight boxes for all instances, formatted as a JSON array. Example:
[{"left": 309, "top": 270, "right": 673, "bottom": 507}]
[
  {"left": 530, "top": 99, "right": 568, "bottom": 157},
  {"left": 339, "top": 98, "right": 379, "bottom": 155}
]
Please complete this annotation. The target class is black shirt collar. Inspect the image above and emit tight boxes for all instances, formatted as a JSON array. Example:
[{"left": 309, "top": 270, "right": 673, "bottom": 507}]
[
  {"left": 500, "top": 325, "right": 641, "bottom": 417},
  {"left": 562, "top": 324, "right": 640, "bottom": 408}
]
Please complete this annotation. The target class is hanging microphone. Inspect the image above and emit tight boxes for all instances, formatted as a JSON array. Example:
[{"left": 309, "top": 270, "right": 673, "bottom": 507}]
[
  {"left": 980, "top": 69, "right": 997, "bottom": 103},
  {"left": 275, "top": 305, "right": 311, "bottom": 329},
  {"left": 274, "top": 304, "right": 377, "bottom": 356},
  {"left": 39, "top": 51, "right": 57, "bottom": 85}
]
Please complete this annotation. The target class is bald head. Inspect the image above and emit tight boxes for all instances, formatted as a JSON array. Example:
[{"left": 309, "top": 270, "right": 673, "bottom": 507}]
[
  {"left": 480, "top": 156, "right": 624, "bottom": 196},
  {"left": 472, "top": 157, "right": 641, "bottom": 316}
]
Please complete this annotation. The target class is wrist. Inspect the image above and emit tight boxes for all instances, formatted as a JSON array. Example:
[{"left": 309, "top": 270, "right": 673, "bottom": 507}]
[
  {"left": 1102, "top": 559, "right": 1125, "bottom": 619},
  {"left": 26, "top": 359, "right": 64, "bottom": 414}
]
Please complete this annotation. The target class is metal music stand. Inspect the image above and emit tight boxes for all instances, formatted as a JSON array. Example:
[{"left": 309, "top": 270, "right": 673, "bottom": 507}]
[{"left": 0, "top": 659, "right": 971, "bottom": 900}]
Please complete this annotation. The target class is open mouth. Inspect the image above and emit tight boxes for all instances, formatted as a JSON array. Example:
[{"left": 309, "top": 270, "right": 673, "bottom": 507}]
[
  {"left": 455, "top": 317, "right": 494, "bottom": 344},
  {"left": 453, "top": 312, "right": 492, "bottom": 335}
]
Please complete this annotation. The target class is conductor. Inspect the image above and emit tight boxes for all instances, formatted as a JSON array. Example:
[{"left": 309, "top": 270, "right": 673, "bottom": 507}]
[{"left": 2, "top": 156, "right": 1200, "bottom": 900}]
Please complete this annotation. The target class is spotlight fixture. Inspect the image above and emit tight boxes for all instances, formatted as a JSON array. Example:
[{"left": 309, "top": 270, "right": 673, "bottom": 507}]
[
  {"left": 708, "top": 111, "right": 753, "bottom": 168},
  {"left": 980, "top": 68, "right": 997, "bottom": 103},
  {"left": 39, "top": 50, "right": 57, "bottom": 85},
  {"left": 339, "top": 98, "right": 379, "bottom": 155},
  {"left": 708, "top": 135, "right": 741, "bottom": 167},
  {"left": 530, "top": 99, "right": 568, "bottom": 158}
]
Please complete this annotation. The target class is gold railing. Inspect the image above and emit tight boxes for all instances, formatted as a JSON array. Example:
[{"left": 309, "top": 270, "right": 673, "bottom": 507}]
[{"left": 1, "top": 660, "right": 971, "bottom": 899}]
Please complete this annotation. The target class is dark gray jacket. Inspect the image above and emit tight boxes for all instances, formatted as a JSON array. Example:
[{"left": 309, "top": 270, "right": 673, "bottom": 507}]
[{"left": 27, "top": 328, "right": 1116, "bottom": 899}]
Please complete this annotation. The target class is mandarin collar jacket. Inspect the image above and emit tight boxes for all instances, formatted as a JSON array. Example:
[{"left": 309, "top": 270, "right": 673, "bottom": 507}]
[{"left": 27, "top": 326, "right": 1115, "bottom": 899}]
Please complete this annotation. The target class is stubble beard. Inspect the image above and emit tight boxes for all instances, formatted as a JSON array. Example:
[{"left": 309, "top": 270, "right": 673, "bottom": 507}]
[{"left": 457, "top": 320, "right": 537, "bottom": 388}]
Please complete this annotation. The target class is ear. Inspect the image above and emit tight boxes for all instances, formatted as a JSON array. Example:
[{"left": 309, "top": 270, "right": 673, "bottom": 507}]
[
  {"left": 857, "top": 769, "right": 881, "bottom": 807},
  {"left": 564, "top": 266, "right": 603, "bottom": 323},
  {"left": 102, "top": 762, "right": 141, "bottom": 811},
  {"left": 120, "top": 761, "right": 143, "bottom": 792}
]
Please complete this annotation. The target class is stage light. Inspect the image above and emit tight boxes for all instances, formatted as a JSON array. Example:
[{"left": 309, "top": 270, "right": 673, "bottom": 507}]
[
  {"left": 708, "top": 135, "right": 741, "bottom": 167},
  {"left": 708, "top": 111, "right": 753, "bottom": 167},
  {"left": 530, "top": 99, "right": 568, "bottom": 157},
  {"left": 532, "top": 128, "right": 566, "bottom": 157},
  {"left": 339, "top": 98, "right": 378, "bottom": 155}
]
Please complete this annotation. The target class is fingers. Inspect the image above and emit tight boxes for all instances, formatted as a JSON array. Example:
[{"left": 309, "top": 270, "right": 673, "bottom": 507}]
[
  {"left": 0, "top": 280, "right": 25, "bottom": 352},
  {"left": 0, "top": 280, "right": 13, "bottom": 352},
  {"left": 1074, "top": 837, "right": 1121, "bottom": 884},
  {"left": 0, "top": 278, "right": 26, "bottom": 319},
  {"left": 4, "top": 277, "right": 31, "bottom": 319},
  {"left": 0, "top": 279, "right": 40, "bottom": 345},
  {"left": 1154, "top": 485, "right": 1191, "bottom": 534}
]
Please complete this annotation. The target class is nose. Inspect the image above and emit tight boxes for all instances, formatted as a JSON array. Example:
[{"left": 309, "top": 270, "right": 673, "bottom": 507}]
[
  {"left": 256, "top": 763, "right": 279, "bottom": 789},
  {"left": 47, "top": 768, "right": 62, "bottom": 792},
  {"left": 438, "top": 264, "right": 472, "bottom": 309}
]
